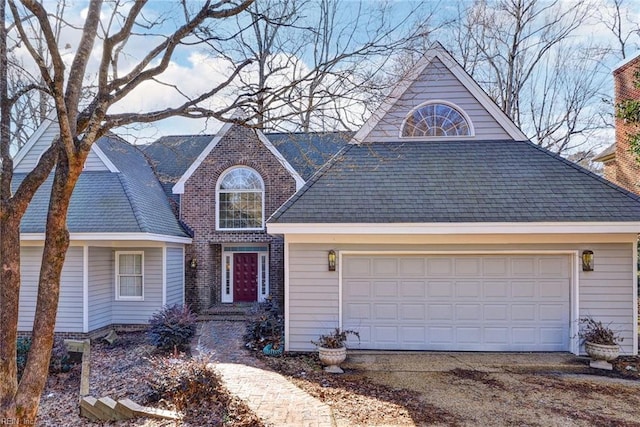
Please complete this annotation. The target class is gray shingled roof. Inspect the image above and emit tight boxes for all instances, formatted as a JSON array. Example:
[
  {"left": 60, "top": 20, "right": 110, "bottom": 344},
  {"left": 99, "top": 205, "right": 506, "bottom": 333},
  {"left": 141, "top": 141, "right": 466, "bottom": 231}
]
[
  {"left": 17, "top": 134, "right": 189, "bottom": 237},
  {"left": 142, "top": 134, "right": 213, "bottom": 183},
  {"left": 266, "top": 132, "right": 352, "bottom": 180},
  {"left": 269, "top": 140, "right": 640, "bottom": 223},
  {"left": 142, "top": 132, "right": 351, "bottom": 187}
]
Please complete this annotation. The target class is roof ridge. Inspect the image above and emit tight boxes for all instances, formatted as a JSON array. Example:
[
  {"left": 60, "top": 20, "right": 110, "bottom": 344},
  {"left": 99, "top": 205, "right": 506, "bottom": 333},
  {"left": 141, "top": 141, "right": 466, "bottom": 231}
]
[
  {"left": 268, "top": 144, "right": 355, "bottom": 222},
  {"left": 522, "top": 140, "right": 640, "bottom": 203},
  {"left": 116, "top": 172, "right": 150, "bottom": 233},
  {"left": 157, "top": 133, "right": 217, "bottom": 138}
]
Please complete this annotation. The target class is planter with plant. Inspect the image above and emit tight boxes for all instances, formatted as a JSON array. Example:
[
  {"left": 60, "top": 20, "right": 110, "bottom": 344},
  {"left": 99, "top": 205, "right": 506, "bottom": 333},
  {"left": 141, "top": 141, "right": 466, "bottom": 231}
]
[
  {"left": 579, "top": 317, "right": 624, "bottom": 370},
  {"left": 311, "top": 328, "right": 360, "bottom": 373}
]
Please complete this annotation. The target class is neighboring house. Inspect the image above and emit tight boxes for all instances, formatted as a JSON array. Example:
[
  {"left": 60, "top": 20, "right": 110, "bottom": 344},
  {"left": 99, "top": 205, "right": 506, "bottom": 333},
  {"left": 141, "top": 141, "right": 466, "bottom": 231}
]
[
  {"left": 142, "top": 125, "right": 349, "bottom": 312},
  {"left": 268, "top": 43, "right": 640, "bottom": 355},
  {"left": 595, "top": 53, "right": 640, "bottom": 194},
  {"left": 13, "top": 116, "right": 191, "bottom": 338}
]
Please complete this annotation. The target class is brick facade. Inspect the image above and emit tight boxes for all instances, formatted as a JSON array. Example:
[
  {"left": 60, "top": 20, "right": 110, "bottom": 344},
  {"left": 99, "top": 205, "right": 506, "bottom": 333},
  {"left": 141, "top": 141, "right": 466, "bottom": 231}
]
[
  {"left": 606, "top": 55, "right": 640, "bottom": 194},
  {"left": 180, "top": 124, "right": 297, "bottom": 311}
]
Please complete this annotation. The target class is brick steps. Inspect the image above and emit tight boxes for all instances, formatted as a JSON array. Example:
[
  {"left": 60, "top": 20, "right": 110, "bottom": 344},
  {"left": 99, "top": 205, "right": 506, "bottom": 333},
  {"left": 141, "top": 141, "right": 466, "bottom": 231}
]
[
  {"left": 197, "top": 314, "right": 248, "bottom": 322},
  {"left": 80, "top": 395, "right": 180, "bottom": 421},
  {"left": 198, "top": 303, "right": 254, "bottom": 322}
]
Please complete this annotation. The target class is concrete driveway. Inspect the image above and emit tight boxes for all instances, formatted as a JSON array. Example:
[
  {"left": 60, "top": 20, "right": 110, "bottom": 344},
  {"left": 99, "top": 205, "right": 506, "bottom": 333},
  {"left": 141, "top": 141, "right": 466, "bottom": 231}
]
[
  {"left": 340, "top": 352, "right": 640, "bottom": 426},
  {"left": 344, "top": 351, "right": 587, "bottom": 373}
]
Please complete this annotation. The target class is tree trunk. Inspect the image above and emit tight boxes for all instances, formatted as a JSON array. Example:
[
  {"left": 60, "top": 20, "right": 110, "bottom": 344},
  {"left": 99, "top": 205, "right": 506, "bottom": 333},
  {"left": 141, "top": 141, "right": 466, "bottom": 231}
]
[
  {"left": 11, "top": 151, "right": 83, "bottom": 423},
  {"left": 0, "top": 215, "right": 23, "bottom": 421}
]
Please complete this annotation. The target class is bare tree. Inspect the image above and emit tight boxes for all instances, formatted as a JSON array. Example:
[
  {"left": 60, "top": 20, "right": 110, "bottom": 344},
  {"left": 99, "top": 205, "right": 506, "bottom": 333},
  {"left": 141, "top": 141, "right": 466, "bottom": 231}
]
[
  {"left": 5, "top": 0, "right": 66, "bottom": 150},
  {"left": 0, "top": 1, "right": 256, "bottom": 422},
  {"left": 597, "top": 0, "right": 640, "bottom": 59},
  {"left": 431, "top": 0, "right": 612, "bottom": 153},
  {"left": 224, "top": 0, "right": 436, "bottom": 132}
]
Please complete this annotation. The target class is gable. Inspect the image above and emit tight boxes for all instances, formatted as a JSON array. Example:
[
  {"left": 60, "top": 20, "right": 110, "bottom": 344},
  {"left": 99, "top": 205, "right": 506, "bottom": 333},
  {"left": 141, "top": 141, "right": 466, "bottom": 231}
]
[
  {"left": 172, "top": 123, "right": 304, "bottom": 194},
  {"left": 354, "top": 45, "right": 527, "bottom": 144},
  {"left": 13, "top": 114, "right": 59, "bottom": 173},
  {"left": 14, "top": 115, "right": 116, "bottom": 173}
]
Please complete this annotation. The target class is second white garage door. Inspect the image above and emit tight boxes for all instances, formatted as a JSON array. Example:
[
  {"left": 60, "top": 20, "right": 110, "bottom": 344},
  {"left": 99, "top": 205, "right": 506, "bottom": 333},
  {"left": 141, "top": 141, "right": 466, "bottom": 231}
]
[{"left": 342, "top": 254, "right": 571, "bottom": 351}]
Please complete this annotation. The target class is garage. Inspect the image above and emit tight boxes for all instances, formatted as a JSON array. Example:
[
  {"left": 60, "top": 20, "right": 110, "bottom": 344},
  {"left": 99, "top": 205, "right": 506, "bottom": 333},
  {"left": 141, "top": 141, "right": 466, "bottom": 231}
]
[{"left": 342, "top": 254, "right": 572, "bottom": 352}]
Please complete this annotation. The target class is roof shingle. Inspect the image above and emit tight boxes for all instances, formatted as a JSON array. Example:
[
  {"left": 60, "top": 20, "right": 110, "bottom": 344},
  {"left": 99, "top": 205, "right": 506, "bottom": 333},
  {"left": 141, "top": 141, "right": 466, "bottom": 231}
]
[{"left": 269, "top": 140, "right": 640, "bottom": 223}]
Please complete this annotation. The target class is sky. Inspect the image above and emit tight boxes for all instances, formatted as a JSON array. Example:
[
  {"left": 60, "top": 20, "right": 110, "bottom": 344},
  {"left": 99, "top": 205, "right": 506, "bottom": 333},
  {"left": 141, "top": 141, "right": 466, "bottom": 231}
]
[{"left": 8, "top": 0, "right": 640, "bottom": 147}]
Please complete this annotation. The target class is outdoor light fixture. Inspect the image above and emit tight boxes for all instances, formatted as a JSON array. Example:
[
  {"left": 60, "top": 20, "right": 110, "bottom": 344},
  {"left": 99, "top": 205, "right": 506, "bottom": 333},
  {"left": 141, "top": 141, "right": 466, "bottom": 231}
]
[
  {"left": 328, "top": 250, "right": 337, "bottom": 271},
  {"left": 582, "top": 250, "right": 594, "bottom": 272},
  {"left": 190, "top": 257, "right": 198, "bottom": 269}
]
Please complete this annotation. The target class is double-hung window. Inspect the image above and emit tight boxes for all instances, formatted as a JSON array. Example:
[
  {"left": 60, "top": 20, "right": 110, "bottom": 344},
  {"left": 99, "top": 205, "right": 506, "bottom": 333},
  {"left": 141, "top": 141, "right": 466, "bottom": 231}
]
[{"left": 116, "top": 251, "right": 144, "bottom": 300}]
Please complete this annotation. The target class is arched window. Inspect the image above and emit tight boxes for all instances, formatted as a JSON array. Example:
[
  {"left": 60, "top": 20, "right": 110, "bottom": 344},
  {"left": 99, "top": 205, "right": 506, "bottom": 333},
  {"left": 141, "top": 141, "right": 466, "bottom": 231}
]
[
  {"left": 402, "top": 102, "right": 472, "bottom": 138},
  {"left": 217, "top": 167, "right": 264, "bottom": 230}
]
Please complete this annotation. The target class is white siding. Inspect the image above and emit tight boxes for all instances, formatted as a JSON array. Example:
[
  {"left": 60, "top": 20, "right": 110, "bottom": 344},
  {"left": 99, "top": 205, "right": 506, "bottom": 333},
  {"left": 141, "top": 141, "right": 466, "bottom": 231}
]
[
  {"left": 363, "top": 58, "right": 512, "bottom": 143},
  {"left": 19, "top": 246, "right": 84, "bottom": 333},
  {"left": 287, "top": 242, "right": 635, "bottom": 354},
  {"left": 166, "top": 247, "right": 185, "bottom": 306},
  {"left": 83, "top": 148, "right": 109, "bottom": 171},
  {"left": 112, "top": 247, "right": 164, "bottom": 324},
  {"left": 14, "top": 121, "right": 59, "bottom": 173},
  {"left": 88, "top": 247, "right": 113, "bottom": 330}
]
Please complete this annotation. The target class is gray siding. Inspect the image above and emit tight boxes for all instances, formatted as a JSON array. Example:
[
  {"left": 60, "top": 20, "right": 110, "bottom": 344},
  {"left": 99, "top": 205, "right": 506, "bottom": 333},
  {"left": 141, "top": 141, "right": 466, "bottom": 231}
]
[
  {"left": 166, "top": 247, "right": 185, "bottom": 306},
  {"left": 287, "top": 242, "right": 635, "bottom": 354},
  {"left": 19, "top": 246, "right": 84, "bottom": 333},
  {"left": 112, "top": 247, "right": 164, "bottom": 324},
  {"left": 363, "top": 57, "right": 512, "bottom": 143},
  {"left": 83, "top": 148, "right": 109, "bottom": 171},
  {"left": 14, "top": 121, "right": 59, "bottom": 173},
  {"left": 88, "top": 247, "right": 113, "bottom": 330},
  {"left": 579, "top": 244, "right": 635, "bottom": 350}
]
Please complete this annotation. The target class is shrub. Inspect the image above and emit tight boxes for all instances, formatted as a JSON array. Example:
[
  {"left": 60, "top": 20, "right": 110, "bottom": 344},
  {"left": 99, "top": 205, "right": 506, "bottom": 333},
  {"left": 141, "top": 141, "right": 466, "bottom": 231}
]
[
  {"left": 16, "top": 337, "right": 31, "bottom": 379},
  {"left": 148, "top": 304, "right": 197, "bottom": 352},
  {"left": 17, "top": 337, "right": 72, "bottom": 379},
  {"left": 244, "top": 296, "right": 284, "bottom": 351},
  {"left": 146, "top": 357, "right": 222, "bottom": 414},
  {"left": 49, "top": 337, "right": 72, "bottom": 374}
]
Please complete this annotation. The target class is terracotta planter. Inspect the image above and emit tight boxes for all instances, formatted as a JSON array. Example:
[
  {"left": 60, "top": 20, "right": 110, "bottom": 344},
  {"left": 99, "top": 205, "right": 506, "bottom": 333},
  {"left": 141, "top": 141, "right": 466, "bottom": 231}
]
[
  {"left": 318, "top": 346, "right": 347, "bottom": 373},
  {"left": 585, "top": 341, "right": 619, "bottom": 370}
]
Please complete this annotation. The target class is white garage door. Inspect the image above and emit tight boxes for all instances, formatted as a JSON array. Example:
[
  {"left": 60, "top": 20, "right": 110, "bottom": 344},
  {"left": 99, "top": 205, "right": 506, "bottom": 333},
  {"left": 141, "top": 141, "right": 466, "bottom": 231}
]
[{"left": 342, "top": 254, "right": 571, "bottom": 351}]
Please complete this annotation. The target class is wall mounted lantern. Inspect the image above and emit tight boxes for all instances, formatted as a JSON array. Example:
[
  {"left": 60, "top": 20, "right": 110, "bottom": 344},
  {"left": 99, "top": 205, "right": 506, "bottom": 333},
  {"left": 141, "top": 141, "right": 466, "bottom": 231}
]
[
  {"left": 189, "top": 257, "right": 198, "bottom": 269},
  {"left": 581, "top": 250, "right": 594, "bottom": 272},
  {"left": 328, "top": 250, "right": 337, "bottom": 272}
]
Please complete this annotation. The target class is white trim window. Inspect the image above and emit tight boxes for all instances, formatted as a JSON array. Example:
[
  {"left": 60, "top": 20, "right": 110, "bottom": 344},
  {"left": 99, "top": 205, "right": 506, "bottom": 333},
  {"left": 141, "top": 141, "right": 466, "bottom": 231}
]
[
  {"left": 401, "top": 101, "right": 473, "bottom": 138},
  {"left": 116, "top": 251, "right": 144, "bottom": 300},
  {"left": 216, "top": 166, "right": 265, "bottom": 230}
]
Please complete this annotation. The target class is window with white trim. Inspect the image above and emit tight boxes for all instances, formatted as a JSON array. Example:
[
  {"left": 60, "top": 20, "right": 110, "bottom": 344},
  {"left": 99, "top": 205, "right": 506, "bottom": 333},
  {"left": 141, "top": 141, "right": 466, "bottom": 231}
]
[
  {"left": 217, "top": 167, "right": 264, "bottom": 230},
  {"left": 116, "top": 251, "right": 144, "bottom": 300},
  {"left": 402, "top": 102, "right": 471, "bottom": 137}
]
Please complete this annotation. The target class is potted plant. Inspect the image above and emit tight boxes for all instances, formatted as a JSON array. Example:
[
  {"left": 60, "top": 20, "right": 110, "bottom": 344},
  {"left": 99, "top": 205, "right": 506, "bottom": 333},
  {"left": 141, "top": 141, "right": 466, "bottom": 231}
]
[
  {"left": 579, "top": 317, "right": 624, "bottom": 370},
  {"left": 311, "top": 328, "right": 360, "bottom": 373},
  {"left": 262, "top": 334, "right": 284, "bottom": 356}
]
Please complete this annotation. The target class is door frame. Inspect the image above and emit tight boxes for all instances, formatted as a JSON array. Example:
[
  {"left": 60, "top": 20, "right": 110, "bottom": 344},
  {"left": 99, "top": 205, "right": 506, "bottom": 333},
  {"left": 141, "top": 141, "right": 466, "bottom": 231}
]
[
  {"left": 221, "top": 244, "right": 269, "bottom": 303},
  {"left": 338, "top": 250, "right": 579, "bottom": 354}
]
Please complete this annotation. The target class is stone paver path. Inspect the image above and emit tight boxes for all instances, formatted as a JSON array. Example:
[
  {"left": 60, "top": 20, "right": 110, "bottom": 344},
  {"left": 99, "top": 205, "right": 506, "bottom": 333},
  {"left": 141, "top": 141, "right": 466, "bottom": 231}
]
[
  {"left": 214, "top": 363, "right": 334, "bottom": 427},
  {"left": 194, "top": 321, "right": 335, "bottom": 427}
]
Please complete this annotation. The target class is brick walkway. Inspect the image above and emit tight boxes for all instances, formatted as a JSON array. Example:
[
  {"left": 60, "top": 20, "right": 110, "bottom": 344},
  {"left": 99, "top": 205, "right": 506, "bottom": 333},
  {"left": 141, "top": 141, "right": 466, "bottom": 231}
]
[{"left": 194, "top": 321, "right": 335, "bottom": 427}]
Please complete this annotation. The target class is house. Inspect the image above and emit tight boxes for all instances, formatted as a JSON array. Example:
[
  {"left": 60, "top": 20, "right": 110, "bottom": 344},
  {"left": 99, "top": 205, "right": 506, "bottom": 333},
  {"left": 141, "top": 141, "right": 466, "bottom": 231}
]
[
  {"left": 595, "top": 53, "right": 640, "bottom": 194},
  {"left": 13, "top": 116, "right": 191, "bottom": 338},
  {"left": 142, "top": 125, "right": 349, "bottom": 312},
  {"left": 267, "top": 43, "right": 640, "bottom": 355}
]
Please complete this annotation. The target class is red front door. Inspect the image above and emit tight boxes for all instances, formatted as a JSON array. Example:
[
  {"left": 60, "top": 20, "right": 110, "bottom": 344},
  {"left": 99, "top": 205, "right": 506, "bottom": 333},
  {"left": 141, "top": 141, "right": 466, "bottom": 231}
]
[{"left": 233, "top": 253, "right": 258, "bottom": 302}]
